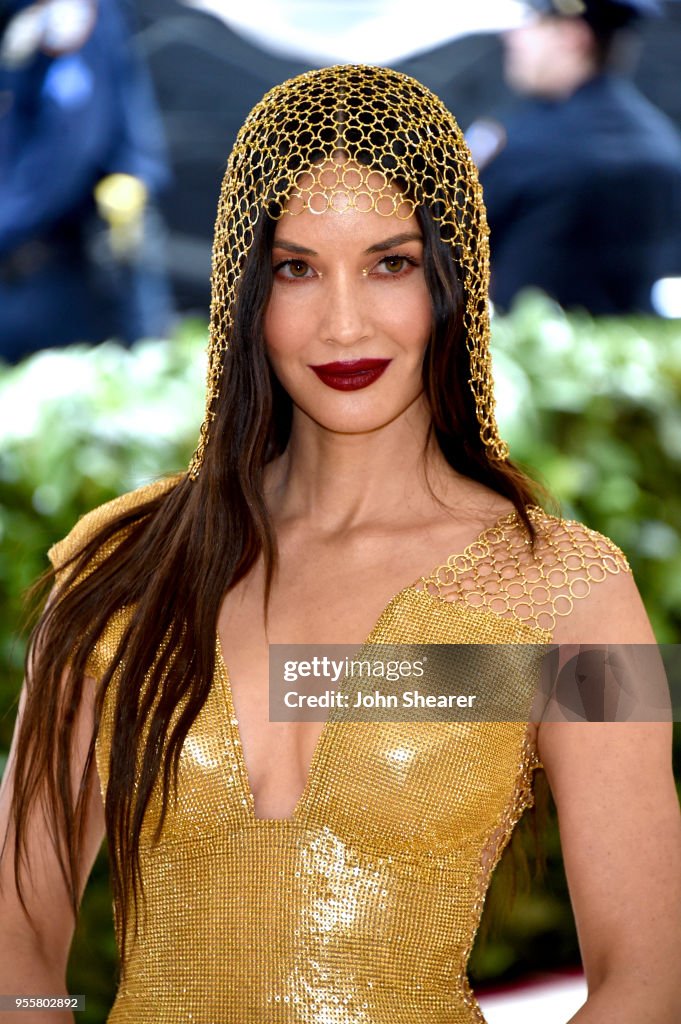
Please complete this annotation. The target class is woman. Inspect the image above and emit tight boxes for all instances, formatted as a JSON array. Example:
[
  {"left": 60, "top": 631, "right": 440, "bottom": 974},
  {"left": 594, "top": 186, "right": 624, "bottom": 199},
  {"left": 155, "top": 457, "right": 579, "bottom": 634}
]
[{"left": 1, "top": 64, "right": 679, "bottom": 1023}]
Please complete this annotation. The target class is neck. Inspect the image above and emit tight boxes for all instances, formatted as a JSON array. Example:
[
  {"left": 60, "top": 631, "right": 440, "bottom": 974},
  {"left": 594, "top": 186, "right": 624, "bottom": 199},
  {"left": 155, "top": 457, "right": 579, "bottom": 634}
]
[{"left": 264, "top": 395, "right": 471, "bottom": 532}]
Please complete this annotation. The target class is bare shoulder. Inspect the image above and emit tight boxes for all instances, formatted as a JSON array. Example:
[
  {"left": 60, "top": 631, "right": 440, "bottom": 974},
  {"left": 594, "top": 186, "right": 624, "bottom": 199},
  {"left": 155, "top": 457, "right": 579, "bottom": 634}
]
[{"left": 419, "top": 503, "right": 650, "bottom": 647}]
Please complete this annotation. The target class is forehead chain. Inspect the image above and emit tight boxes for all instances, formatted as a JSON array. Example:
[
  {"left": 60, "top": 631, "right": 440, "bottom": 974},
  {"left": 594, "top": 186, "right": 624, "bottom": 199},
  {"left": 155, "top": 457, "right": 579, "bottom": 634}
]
[{"left": 188, "top": 64, "right": 509, "bottom": 477}]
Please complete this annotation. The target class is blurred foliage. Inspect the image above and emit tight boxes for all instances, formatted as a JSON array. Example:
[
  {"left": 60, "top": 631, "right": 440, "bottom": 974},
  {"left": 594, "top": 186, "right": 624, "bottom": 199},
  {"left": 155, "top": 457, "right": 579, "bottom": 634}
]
[
  {"left": 492, "top": 292, "right": 681, "bottom": 643},
  {"left": 0, "top": 296, "right": 680, "bottom": 1015}
]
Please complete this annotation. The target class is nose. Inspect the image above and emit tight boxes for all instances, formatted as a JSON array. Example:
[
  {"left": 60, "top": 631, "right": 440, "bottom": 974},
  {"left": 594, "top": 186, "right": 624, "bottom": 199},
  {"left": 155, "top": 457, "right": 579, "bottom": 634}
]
[{"left": 319, "top": 269, "right": 371, "bottom": 348}]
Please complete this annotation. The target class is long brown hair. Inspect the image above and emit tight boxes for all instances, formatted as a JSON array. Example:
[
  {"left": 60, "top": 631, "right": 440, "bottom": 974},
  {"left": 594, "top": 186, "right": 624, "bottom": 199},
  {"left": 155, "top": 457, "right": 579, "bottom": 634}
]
[{"left": 2, "top": 200, "right": 545, "bottom": 970}]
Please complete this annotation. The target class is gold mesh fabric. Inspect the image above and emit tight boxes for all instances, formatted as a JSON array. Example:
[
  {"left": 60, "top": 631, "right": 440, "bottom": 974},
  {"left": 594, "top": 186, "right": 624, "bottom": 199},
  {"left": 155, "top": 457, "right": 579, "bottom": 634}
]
[
  {"left": 48, "top": 484, "right": 633, "bottom": 1023},
  {"left": 190, "top": 63, "right": 509, "bottom": 477},
  {"left": 419, "top": 505, "right": 631, "bottom": 633}
]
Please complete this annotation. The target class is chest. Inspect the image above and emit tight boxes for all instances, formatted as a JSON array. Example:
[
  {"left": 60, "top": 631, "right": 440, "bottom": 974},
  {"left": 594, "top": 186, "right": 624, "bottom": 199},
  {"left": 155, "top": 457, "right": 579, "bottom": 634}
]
[
  {"left": 215, "top": 539, "right": 545, "bottom": 822},
  {"left": 95, "top": 579, "right": 545, "bottom": 862},
  {"left": 216, "top": 553, "right": 434, "bottom": 820}
]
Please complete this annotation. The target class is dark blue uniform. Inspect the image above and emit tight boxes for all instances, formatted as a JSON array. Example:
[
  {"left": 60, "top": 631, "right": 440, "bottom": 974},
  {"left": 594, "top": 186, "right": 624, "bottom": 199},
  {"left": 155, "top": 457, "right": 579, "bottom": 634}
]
[
  {"left": 479, "top": 72, "right": 681, "bottom": 314},
  {"left": 0, "top": 0, "right": 173, "bottom": 361}
]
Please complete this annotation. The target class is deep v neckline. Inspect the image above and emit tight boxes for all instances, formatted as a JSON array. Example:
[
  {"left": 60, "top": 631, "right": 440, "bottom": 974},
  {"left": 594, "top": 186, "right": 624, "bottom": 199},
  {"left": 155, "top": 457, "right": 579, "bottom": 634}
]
[
  {"left": 215, "top": 507, "right": 520, "bottom": 826},
  {"left": 215, "top": 588, "right": 415, "bottom": 825}
]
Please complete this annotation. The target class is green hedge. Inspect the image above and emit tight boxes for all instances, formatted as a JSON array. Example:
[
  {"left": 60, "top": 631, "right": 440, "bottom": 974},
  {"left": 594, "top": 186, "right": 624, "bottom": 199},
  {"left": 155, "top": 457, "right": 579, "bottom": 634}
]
[
  {"left": 1, "top": 296, "right": 679, "bottom": 1016},
  {"left": 493, "top": 294, "right": 681, "bottom": 642}
]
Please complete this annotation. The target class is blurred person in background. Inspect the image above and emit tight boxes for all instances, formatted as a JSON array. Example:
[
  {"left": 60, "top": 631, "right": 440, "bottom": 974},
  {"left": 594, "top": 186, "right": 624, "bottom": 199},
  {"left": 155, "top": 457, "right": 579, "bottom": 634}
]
[
  {"left": 468, "top": 0, "right": 681, "bottom": 315},
  {"left": 0, "top": 0, "right": 174, "bottom": 364}
]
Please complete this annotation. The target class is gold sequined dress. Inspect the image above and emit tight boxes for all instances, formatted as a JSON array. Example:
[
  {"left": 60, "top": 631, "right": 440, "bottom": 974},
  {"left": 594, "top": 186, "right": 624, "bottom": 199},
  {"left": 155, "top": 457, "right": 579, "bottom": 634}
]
[{"left": 49, "top": 478, "right": 630, "bottom": 1024}]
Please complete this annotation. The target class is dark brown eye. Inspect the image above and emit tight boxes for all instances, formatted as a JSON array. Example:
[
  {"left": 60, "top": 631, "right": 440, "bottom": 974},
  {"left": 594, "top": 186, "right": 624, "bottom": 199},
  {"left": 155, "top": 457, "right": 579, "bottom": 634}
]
[{"left": 274, "top": 259, "right": 311, "bottom": 279}]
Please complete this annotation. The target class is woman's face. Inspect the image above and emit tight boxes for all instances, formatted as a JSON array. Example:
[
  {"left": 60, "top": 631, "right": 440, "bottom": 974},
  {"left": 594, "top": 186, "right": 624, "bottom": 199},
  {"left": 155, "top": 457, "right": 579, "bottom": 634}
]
[{"left": 263, "top": 163, "right": 433, "bottom": 436}]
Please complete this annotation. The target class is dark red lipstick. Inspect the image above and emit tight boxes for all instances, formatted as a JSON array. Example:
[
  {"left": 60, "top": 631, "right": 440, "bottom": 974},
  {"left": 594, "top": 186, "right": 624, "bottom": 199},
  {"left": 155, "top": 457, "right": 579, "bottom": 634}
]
[{"left": 309, "top": 358, "right": 392, "bottom": 391}]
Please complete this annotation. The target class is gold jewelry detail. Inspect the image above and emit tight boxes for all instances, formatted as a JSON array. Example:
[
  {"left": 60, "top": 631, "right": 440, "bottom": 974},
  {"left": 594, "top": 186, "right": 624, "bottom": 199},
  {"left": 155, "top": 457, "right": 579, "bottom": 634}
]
[
  {"left": 189, "top": 64, "right": 510, "bottom": 477},
  {"left": 361, "top": 267, "right": 369, "bottom": 277},
  {"left": 284, "top": 160, "right": 415, "bottom": 220}
]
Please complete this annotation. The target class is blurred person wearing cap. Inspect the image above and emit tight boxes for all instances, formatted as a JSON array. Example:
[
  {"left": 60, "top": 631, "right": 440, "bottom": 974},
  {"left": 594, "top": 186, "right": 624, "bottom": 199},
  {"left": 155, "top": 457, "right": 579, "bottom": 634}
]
[
  {"left": 0, "top": 0, "right": 174, "bottom": 363},
  {"left": 469, "top": 0, "right": 681, "bottom": 315}
]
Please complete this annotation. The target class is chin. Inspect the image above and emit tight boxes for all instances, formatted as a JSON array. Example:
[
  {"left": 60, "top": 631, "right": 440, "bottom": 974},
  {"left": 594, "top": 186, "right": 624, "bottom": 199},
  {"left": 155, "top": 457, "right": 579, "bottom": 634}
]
[
  {"left": 294, "top": 395, "right": 422, "bottom": 437},
  {"left": 305, "top": 410, "right": 395, "bottom": 435}
]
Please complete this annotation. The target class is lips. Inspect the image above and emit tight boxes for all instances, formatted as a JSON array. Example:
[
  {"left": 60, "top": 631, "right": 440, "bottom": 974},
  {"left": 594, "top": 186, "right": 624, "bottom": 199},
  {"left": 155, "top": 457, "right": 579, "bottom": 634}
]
[{"left": 309, "top": 358, "right": 392, "bottom": 391}]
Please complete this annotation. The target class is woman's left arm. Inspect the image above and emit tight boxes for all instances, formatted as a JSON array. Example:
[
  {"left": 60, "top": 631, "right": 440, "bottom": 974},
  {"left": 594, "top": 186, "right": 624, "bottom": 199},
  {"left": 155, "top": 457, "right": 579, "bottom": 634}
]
[{"left": 538, "top": 571, "right": 681, "bottom": 1023}]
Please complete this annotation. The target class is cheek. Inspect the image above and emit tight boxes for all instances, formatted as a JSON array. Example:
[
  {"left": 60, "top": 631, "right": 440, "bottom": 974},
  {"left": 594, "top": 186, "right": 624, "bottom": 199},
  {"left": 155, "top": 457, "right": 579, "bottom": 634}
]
[
  {"left": 416, "top": 290, "right": 434, "bottom": 342},
  {"left": 264, "top": 277, "right": 325, "bottom": 354},
  {"left": 263, "top": 294, "right": 315, "bottom": 394},
  {"left": 263, "top": 292, "right": 301, "bottom": 359},
  {"left": 382, "top": 283, "right": 432, "bottom": 351},
  {"left": 262, "top": 301, "right": 278, "bottom": 353}
]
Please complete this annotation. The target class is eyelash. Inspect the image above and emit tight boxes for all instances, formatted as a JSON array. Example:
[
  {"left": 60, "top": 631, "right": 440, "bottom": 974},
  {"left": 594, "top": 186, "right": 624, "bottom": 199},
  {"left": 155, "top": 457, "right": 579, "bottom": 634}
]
[{"left": 272, "top": 254, "right": 420, "bottom": 281}]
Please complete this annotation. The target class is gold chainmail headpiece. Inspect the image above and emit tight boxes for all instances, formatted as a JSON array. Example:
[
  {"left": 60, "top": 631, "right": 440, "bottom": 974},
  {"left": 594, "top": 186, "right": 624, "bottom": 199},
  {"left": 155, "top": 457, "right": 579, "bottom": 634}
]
[{"left": 188, "top": 63, "right": 510, "bottom": 477}]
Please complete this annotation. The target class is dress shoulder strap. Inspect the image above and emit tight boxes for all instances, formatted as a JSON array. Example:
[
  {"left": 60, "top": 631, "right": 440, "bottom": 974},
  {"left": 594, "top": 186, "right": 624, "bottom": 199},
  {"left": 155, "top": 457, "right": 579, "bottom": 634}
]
[
  {"left": 420, "top": 506, "right": 631, "bottom": 634},
  {"left": 47, "top": 474, "right": 182, "bottom": 588}
]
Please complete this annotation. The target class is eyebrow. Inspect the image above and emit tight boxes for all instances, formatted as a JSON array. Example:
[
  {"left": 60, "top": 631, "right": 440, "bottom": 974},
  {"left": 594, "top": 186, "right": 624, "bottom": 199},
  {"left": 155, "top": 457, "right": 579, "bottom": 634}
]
[
  {"left": 365, "top": 232, "right": 423, "bottom": 254},
  {"left": 271, "top": 232, "right": 423, "bottom": 257}
]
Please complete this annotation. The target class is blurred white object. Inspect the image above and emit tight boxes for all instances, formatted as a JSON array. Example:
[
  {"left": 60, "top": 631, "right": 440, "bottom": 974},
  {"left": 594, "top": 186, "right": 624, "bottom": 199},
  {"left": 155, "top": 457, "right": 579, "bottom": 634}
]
[
  {"left": 477, "top": 971, "right": 588, "bottom": 1023},
  {"left": 465, "top": 118, "right": 508, "bottom": 169},
  {"left": 184, "top": 0, "right": 527, "bottom": 63},
  {"left": 651, "top": 277, "right": 681, "bottom": 318}
]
